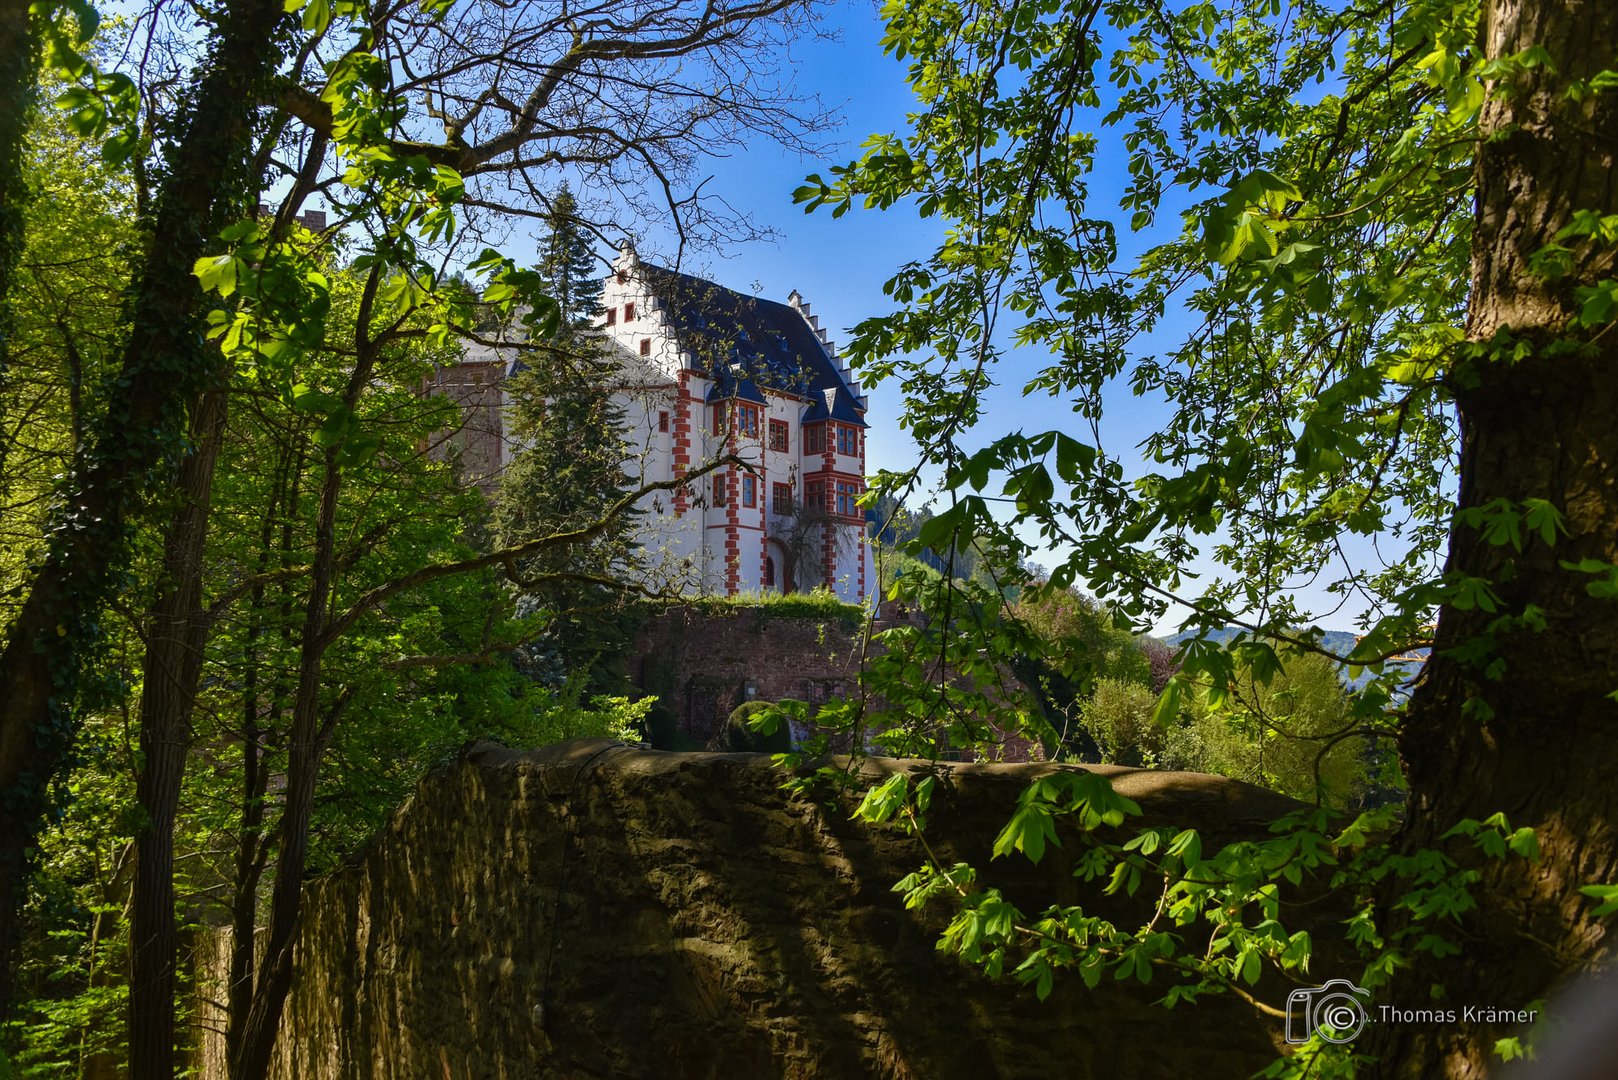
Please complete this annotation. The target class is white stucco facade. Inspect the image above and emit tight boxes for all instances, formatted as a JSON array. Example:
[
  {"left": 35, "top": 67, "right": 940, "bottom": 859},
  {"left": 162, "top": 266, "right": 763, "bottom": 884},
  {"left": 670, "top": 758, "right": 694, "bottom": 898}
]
[{"left": 595, "top": 247, "right": 875, "bottom": 605}]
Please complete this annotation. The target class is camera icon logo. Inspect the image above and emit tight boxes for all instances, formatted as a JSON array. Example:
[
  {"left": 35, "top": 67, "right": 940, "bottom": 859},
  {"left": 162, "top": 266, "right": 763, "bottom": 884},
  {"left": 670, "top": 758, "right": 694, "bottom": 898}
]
[{"left": 1285, "top": 979, "right": 1370, "bottom": 1045}]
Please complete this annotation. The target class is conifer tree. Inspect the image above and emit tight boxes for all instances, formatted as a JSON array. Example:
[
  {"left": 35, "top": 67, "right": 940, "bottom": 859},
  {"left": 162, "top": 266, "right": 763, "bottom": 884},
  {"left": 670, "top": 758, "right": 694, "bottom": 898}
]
[{"left": 493, "top": 187, "right": 639, "bottom": 691}]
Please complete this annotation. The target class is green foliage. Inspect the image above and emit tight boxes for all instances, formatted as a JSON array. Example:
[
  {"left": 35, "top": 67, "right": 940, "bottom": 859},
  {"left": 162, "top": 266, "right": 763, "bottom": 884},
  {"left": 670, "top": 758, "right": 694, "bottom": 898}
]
[
  {"left": 783, "top": 0, "right": 1584, "bottom": 1062},
  {"left": 693, "top": 587, "right": 867, "bottom": 631},
  {"left": 719, "top": 700, "right": 791, "bottom": 753},
  {"left": 491, "top": 188, "right": 639, "bottom": 693},
  {"left": 1079, "top": 678, "right": 1165, "bottom": 767},
  {"left": 1184, "top": 652, "right": 1373, "bottom": 809}
]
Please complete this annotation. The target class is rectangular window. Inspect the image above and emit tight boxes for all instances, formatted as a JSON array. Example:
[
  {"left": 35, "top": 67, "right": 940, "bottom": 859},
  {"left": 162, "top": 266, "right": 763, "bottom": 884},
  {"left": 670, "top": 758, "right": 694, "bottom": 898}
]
[
  {"left": 624, "top": 302, "right": 636, "bottom": 321},
  {"left": 772, "top": 482, "right": 793, "bottom": 514},
  {"left": 806, "top": 480, "right": 825, "bottom": 512},
  {"left": 711, "top": 405, "right": 725, "bottom": 435},
  {"left": 605, "top": 308, "right": 616, "bottom": 326},
  {"left": 742, "top": 475, "right": 757, "bottom": 508},
  {"left": 658, "top": 411, "right": 669, "bottom": 433},
  {"left": 712, "top": 472, "right": 727, "bottom": 507},
  {"left": 837, "top": 425, "right": 859, "bottom": 456},
  {"left": 640, "top": 338, "right": 652, "bottom": 357},
  {"left": 804, "top": 425, "right": 825, "bottom": 454},
  {"left": 768, "top": 419, "right": 789, "bottom": 452},
  {"left": 836, "top": 481, "right": 860, "bottom": 518},
  {"left": 737, "top": 404, "right": 761, "bottom": 438}
]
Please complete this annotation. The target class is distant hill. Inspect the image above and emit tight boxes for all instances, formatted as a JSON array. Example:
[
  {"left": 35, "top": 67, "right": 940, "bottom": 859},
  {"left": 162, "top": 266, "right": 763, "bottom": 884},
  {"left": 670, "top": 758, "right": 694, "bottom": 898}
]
[
  {"left": 1163, "top": 627, "right": 1424, "bottom": 689},
  {"left": 1165, "top": 627, "right": 1359, "bottom": 654}
]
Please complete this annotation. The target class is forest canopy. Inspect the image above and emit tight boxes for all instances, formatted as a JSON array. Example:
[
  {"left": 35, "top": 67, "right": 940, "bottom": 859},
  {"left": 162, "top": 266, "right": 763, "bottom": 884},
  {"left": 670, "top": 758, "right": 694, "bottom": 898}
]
[{"left": 0, "top": 0, "right": 1615, "bottom": 1077}]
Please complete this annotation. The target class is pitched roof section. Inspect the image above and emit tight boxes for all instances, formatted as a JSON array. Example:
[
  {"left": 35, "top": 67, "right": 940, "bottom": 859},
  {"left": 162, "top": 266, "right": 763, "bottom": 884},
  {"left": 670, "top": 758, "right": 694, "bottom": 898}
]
[{"left": 639, "top": 263, "right": 868, "bottom": 428}]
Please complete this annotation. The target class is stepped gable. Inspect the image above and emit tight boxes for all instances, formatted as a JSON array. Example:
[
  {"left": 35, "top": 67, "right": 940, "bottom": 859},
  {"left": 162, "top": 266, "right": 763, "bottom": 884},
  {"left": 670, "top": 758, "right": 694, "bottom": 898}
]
[{"left": 640, "top": 263, "right": 868, "bottom": 427}]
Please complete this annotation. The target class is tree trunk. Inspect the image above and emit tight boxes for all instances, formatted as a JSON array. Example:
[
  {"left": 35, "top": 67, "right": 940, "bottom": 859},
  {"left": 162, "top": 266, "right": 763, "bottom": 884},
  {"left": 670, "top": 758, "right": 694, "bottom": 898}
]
[
  {"left": 1366, "top": 1, "right": 1618, "bottom": 1075},
  {"left": 228, "top": 456, "right": 342, "bottom": 1080},
  {"left": 130, "top": 387, "right": 230, "bottom": 1080},
  {"left": 224, "top": 447, "right": 297, "bottom": 1065},
  {"left": 231, "top": 315, "right": 381, "bottom": 1078},
  {"left": 0, "top": 0, "right": 286, "bottom": 1018},
  {"left": 0, "top": 0, "right": 38, "bottom": 1018}
]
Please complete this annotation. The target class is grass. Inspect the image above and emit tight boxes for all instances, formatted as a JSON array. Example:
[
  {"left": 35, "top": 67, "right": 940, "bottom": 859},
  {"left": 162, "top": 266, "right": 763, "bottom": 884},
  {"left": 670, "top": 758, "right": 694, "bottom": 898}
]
[{"left": 697, "top": 588, "right": 868, "bottom": 630}]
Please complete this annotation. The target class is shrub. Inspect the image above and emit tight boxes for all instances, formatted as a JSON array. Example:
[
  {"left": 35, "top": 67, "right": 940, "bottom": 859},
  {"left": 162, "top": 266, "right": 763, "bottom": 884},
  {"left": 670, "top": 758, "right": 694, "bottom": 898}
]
[{"left": 717, "top": 700, "right": 791, "bottom": 754}]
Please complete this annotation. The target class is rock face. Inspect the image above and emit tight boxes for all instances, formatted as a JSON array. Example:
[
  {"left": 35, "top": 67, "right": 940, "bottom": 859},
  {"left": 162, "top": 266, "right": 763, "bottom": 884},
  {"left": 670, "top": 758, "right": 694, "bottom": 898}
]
[{"left": 201, "top": 741, "right": 1307, "bottom": 1079}]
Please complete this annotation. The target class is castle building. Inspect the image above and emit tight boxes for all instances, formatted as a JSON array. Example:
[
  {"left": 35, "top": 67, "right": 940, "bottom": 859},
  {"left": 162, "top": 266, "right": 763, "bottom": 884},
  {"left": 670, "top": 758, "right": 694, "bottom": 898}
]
[
  {"left": 436, "top": 246, "right": 876, "bottom": 605},
  {"left": 597, "top": 246, "right": 875, "bottom": 604}
]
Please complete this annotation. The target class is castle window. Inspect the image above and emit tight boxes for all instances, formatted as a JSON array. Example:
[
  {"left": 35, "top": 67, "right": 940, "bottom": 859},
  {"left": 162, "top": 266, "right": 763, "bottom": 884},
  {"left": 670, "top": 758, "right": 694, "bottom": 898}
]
[
  {"left": 712, "top": 472, "right": 727, "bottom": 507},
  {"left": 711, "top": 405, "right": 725, "bottom": 435},
  {"left": 605, "top": 308, "right": 616, "bottom": 326},
  {"left": 768, "top": 419, "right": 789, "bottom": 452},
  {"left": 772, "top": 482, "right": 793, "bottom": 514},
  {"left": 625, "top": 302, "right": 636, "bottom": 321},
  {"left": 658, "top": 411, "right": 669, "bottom": 433},
  {"left": 806, "top": 479, "right": 825, "bottom": 512},
  {"left": 737, "top": 404, "right": 761, "bottom": 438},
  {"left": 742, "top": 474, "right": 757, "bottom": 508},
  {"left": 764, "top": 557, "right": 776, "bottom": 588},
  {"left": 837, "top": 425, "right": 859, "bottom": 456},
  {"left": 836, "top": 481, "right": 861, "bottom": 518},
  {"left": 804, "top": 424, "right": 825, "bottom": 454}
]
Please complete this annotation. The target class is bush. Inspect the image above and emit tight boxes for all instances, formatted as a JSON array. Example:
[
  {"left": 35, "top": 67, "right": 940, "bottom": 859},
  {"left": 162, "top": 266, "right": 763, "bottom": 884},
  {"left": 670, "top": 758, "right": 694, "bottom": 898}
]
[
  {"left": 698, "top": 588, "right": 866, "bottom": 631},
  {"left": 1181, "top": 651, "right": 1370, "bottom": 807},
  {"left": 717, "top": 700, "right": 791, "bottom": 753},
  {"left": 644, "top": 702, "right": 679, "bottom": 749},
  {"left": 1081, "top": 653, "right": 1372, "bottom": 807},
  {"left": 1080, "top": 678, "right": 1184, "bottom": 768}
]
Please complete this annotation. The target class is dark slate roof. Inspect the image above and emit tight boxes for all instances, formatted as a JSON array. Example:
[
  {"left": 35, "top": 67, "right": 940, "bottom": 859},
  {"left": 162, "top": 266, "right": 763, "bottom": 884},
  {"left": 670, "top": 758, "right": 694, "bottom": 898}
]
[{"left": 640, "top": 264, "right": 867, "bottom": 428}]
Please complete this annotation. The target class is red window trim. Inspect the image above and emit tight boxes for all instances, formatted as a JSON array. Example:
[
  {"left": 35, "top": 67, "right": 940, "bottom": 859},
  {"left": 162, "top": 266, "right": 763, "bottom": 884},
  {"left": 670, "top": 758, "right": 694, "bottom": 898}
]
[
  {"left": 658, "top": 411, "right": 669, "bottom": 433},
  {"left": 624, "top": 301, "right": 636, "bottom": 321},
  {"left": 742, "top": 474, "right": 757, "bottom": 508}
]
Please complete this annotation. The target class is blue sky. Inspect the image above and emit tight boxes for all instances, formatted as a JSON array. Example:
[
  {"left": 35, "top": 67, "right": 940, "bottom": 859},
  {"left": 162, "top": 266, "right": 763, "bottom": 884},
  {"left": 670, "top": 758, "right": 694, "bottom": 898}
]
[
  {"left": 455, "top": 0, "right": 1404, "bottom": 635},
  {"left": 637, "top": 0, "right": 1426, "bottom": 637},
  {"left": 638, "top": 1, "right": 1220, "bottom": 619},
  {"left": 655, "top": 2, "right": 1179, "bottom": 491}
]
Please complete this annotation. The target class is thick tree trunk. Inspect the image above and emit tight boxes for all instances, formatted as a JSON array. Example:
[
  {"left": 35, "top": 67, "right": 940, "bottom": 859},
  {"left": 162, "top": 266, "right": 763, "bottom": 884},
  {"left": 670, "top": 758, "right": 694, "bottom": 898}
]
[
  {"left": 0, "top": 0, "right": 286, "bottom": 1019},
  {"left": 1366, "top": 2, "right": 1618, "bottom": 1076},
  {"left": 130, "top": 387, "right": 230, "bottom": 1080},
  {"left": 0, "top": 0, "right": 38, "bottom": 1019}
]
